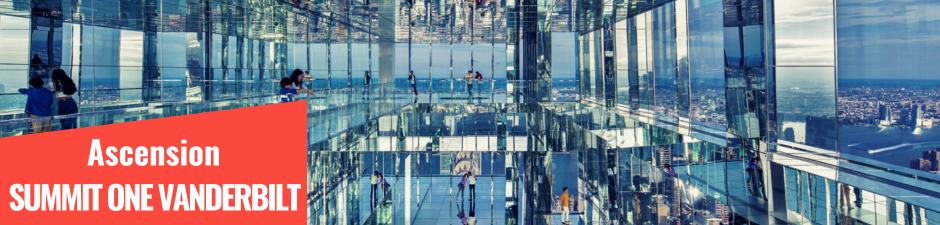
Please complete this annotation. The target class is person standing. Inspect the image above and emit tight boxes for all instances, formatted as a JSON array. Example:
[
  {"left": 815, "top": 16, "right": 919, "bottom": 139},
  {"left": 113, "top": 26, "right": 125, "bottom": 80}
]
[
  {"left": 468, "top": 171, "right": 476, "bottom": 201},
  {"left": 364, "top": 71, "right": 372, "bottom": 85},
  {"left": 408, "top": 70, "right": 417, "bottom": 95},
  {"left": 456, "top": 173, "right": 468, "bottom": 201},
  {"left": 746, "top": 157, "right": 765, "bottom": 199},
  {"left": 52, "top": 69, "right": 78, "bottom": 130},
  {"left": 561, "top": 187, "right": 570, "bottom": 224},
  {"left": 18, "top": 78, "right": 54, "bottom": 134},
  {"left": 474, "top": 71, "right": 483, "bottom": 96},
  {"left": 371, "top": 171, "right": 379, "bottom": 201},
  {"left": 463, "top": 71, "right": 474, "bottom": 97}
]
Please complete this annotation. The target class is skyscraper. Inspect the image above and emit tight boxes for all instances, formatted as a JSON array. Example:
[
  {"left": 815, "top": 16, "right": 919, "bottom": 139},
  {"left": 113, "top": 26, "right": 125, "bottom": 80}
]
[
  {"left": 878, "top": 103, "right": 892, "bottom": 125},
  {"left": 912, "top": 104, "right": 925, "bottom": 127}
]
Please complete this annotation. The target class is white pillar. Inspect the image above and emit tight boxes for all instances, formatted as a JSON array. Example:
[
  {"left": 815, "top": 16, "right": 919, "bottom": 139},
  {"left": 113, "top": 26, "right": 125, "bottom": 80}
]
[{"left": 405, "top": 154, "right": 412, "bottom": 225}]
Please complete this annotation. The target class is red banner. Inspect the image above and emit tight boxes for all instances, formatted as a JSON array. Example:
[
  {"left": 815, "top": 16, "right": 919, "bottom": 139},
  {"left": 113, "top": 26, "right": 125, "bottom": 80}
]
[{"left": 0, "top": 101, "right": 308, "bottom": 224}]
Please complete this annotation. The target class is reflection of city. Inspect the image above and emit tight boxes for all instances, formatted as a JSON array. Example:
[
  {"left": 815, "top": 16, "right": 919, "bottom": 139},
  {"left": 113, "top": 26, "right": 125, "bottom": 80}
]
[
  {"left": 839, "top": 83, "right": 938, "bottom": 128},
  {"left": 551, "top": 194, "right": 581, "bottom": 211},
  {"left": 909, "top": 148, "right": 940, "bottom": 174}
]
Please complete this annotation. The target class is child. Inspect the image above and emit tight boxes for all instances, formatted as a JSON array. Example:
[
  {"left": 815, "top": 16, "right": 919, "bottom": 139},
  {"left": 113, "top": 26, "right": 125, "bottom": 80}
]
[
  {"left": 18, "top": 77, "right": 54, "bottom": 134},
  {"left": 279, "top": 78, "right": 313, "bottom": 102}
]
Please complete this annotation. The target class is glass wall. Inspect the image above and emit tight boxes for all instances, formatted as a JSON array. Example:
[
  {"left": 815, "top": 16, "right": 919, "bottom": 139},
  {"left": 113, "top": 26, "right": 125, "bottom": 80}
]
[
  {"left": 687, "top": 0, "right": 725, "bottom": 128},
  {"left": 837, "top": 0, "right": 940, "bottom": 180}
]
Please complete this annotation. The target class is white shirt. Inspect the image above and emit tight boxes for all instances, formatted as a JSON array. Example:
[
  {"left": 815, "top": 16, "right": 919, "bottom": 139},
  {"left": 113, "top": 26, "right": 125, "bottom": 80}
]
[
  {"left": 371, "top": 174, "right": 377, "bottom": 184},
  {"left": 468, "top": 175, "right": 475, "bottom": 185},
  {"left": 56, "top": 91, "right": 73, "bottom": 98}
]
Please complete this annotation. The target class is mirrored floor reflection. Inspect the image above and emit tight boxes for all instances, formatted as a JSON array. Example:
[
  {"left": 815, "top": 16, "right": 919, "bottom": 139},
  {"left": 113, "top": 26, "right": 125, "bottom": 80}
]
[{"left": 357, "top": 177, "right": 518, "bottom": 225}]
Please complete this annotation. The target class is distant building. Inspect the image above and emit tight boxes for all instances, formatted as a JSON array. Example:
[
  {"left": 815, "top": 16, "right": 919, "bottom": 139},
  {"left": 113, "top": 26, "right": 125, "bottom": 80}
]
[
  {"left": 900, "top": 107, "right": 911, "bottom": 125},
  {"left": 912, "top": 105, "right": 925, "bottom": 127},
  {"left": 924, "top": 149, "right": 940, "bottom": 171},
  {"left": 910, "top": 158, "right": 932, "bottom": 172},
  {"left": 878, "top": 103, "right": 892, "bottom": 125},
  {"left": 805, "top": 116, "right": 836, "bottom": 149}
]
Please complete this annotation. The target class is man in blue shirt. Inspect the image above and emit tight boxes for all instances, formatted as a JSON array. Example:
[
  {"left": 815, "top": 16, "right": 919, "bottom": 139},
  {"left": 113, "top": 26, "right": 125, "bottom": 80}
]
[
  {"left": 279, "top": 78, "right": 313, "bottom": 102},
  {"left": 18, "top": 78, "right": 54, "bottom": 134}
]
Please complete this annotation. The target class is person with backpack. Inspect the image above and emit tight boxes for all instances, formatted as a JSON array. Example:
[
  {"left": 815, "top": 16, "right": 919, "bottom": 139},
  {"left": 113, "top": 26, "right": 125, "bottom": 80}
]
[{"left": 52, "top": 69, "right": 78, "bottom": 130}]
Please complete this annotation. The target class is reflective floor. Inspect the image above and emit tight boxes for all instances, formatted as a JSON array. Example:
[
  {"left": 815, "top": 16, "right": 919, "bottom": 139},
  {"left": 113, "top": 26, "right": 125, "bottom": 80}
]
[{"left": 356, "top": 177, "right": 517, "bottom": 225}]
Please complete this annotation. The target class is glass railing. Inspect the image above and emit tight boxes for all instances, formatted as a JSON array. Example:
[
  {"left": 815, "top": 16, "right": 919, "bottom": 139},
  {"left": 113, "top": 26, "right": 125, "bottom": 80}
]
[
  {"left": 394, "top": 79, "right": 580, "bottom": 103},
  {"left": 0, "top": 81, "right": 412, "bottom": 139}
]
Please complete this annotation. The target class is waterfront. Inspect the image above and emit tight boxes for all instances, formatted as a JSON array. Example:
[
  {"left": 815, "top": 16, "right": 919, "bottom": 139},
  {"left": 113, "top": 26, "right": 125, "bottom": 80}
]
[{"left": 839, "top": 125, "right": 940, "bottom": 172}]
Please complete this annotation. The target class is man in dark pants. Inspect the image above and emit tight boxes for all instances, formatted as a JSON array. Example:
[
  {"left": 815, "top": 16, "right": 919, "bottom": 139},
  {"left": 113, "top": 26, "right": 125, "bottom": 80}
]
[
  {"left": 408, "top": 70, "right": 418, "bottom": 95},
  {"left": 371, "top": 171, "right": 378, "bottom": 201},
  {"left": 468, "top": 171, "right": 476, "bottom": 201}
]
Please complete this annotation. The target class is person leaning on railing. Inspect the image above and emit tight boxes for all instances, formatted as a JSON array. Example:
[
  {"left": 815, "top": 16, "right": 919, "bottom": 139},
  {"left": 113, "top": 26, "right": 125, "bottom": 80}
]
[
  {"left": 279, "top": 78, "right": 313, "bottom": 102},
  {"left": 18, "top": 77, "right": 54, "bottom": 134}
]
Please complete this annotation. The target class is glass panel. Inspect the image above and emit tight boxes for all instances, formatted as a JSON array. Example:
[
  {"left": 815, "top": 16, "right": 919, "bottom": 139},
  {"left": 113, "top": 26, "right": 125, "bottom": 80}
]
[
  {"left": 776, "top": 67, "right": 836, "bottom": 150},
  {"left": 431, "top": 43, "right": 452, "bottom": 80},
  {"left": 774, "top": 0, "right": 835, "bottom": 66},
  {"left": 837, "top": 0, "right": 940, "bottom": 179},
  {"left": 688, "top": 0, "right": 726, "bottom": 128},
  {"left": 453, "top": 43, "right": 472, "bottom": 77}
]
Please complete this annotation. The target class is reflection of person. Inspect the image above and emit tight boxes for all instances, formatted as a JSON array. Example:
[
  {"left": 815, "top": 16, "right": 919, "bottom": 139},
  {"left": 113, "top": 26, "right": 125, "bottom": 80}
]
[
  {"left": 364, "top": 71, "right": 372, "bottom": 85},
  {"left": 469, "top": 200, "right": 476, "bottom": 225},
  {"left": 561, "top": 187, "right": 570, "bottom": 224},
  {"left": 665, "top": 164, "right": 677, "bottom": 177},
  {"left": 18, "top": 78, "right": 54, "bottom": 134},
  {"left": 52, "top": 69, "right": 78, "bottom": 130},
  {"left": 746, "top": 157, "right": 765, "bottom": 199},
  {"left": 840, "top": 183, "right": 851, "bottom": 209},
  {"left": 468, "top": 171, "right": 476, "bottom": 201},
  {"left": 408, "top": 70, "right": 417, "bottom": 95},
  {"left": 31, "top": 54, "right": 45, "bottom": 77},
  {"left": 456, "top": 200, "right": 468, "bottom": 225},
  {"left": 303, "top": 70, "right": 313, "bottom": 80}
]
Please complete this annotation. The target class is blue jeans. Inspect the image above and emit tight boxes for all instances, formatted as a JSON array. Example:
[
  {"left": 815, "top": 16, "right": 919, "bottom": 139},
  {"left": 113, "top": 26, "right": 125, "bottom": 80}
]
[{"left": 58, "top": 98, "right": 78, "bottom": 130}]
